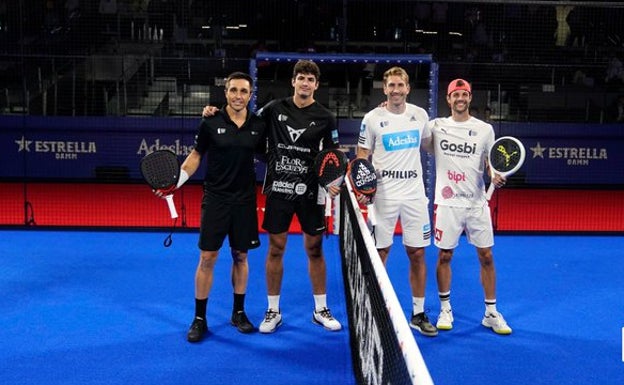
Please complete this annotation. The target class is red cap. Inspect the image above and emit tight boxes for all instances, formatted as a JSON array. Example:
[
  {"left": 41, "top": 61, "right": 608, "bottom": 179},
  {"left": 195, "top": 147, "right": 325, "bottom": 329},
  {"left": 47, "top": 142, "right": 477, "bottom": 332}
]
[{"left": 447, "top": 78, "right": 471, "bottom": 96}]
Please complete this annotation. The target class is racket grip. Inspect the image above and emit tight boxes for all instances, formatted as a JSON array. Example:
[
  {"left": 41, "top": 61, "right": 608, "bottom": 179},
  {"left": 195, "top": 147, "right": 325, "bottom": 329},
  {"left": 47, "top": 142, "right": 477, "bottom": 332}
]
[
  {"left": 485, "top": 183, "right": 495, "bottom": 201},
  {"left": 165, "top": 194, "right": 178, "bottom": 219},
  {"left": 324, "top": 195, "right": 332, "bottom": 217},
  {"left": 367, "top": 204, "right": 377, "bottom": 227}
]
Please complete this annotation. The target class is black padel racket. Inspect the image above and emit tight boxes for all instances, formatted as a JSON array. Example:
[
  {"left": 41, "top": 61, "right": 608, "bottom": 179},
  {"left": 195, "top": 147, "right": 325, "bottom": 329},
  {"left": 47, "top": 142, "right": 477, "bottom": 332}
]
[
  {"left": 140, "top": 150, "right": 180, "bottom": 219},
  {"left": 313, "top": 148, "right": 349, "bottom": 234},
  {"left": 347, "top": 158, "right": 377, "bottom": 201},
  {"left": 486, "top": 136, "right": 526, "bottom": 200},
  {"left": 314, "top": 148, "right": 349, "bottom": 189},
  {"left": 347, "top": 157, "right": 378, "bottom": 226}
]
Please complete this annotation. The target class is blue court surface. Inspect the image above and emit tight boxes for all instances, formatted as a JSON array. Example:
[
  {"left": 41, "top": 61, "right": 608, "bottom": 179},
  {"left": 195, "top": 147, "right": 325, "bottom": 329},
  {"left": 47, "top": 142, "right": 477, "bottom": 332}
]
[{"left": 0, "top": 230, "right": 622, "bottom": 385}]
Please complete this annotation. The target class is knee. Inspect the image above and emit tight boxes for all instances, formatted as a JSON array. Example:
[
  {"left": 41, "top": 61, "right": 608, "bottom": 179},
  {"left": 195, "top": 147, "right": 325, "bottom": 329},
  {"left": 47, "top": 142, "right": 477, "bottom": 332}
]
[
  {"left": 407, "top": 247, "right": 425, "bottom": 264},
  {"left": 438, "top": 249, "right": 453, "bottom": 265},
  {"left": 199, "top": 251, "right": 218, "bottom": 269},
  {"left": 306, "top": 244, "right": 323, "bottom": 259},
  {"left": 304, "top": 235, "right": 323, "bottom": 259},
  {"left": 231, "top": 249, "right": 247, "bottom": 264},
  {"left": 477, "top": 249, "right": 494, "bottom": 267},
  {"left": 268, "top": 242, "right": 285, "bottom": 260}
]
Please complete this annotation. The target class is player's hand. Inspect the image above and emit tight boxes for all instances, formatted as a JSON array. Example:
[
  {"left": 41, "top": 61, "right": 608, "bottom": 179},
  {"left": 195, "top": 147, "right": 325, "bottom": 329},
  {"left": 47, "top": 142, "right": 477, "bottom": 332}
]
[
  {"left": 492, "top": 174, "right": 506, "bottom": 189},
  {"left": 153, "top": 186, "right": 176, "bottom": 198},
  {"left": 327, "top": 185, "right": 341, "bottom": 198},
  {"left": 356, "top": 192, "right": 373, "bottom": 205},
  {"left": 202, "top": 105, "right": 219, "bottom": 117}
]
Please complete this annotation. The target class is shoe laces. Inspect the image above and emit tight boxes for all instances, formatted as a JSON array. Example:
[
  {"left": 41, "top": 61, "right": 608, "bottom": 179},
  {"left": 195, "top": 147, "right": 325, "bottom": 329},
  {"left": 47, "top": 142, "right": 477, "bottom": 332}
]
[
  {"left": 316, "top": 307, "right": 335, "bottom": 320},
  {"left": 487, "top": 312, "right": 508, "bottom": 326},
  {"left": 191, "top": 317, "right": 205, "bottom": 329},
  {"left": 264, "top": 309, "right": 279, "bottom": 322}
]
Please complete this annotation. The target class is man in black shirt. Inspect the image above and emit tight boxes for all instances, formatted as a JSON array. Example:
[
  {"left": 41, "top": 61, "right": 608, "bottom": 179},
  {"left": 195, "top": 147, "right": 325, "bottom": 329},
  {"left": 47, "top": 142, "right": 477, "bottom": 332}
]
[
  {"left": 157, "top": 72, "right": 266, "bottom": 342},
  {"left": 256, "top": 60, "right": 342, "bottom": 333},
  {"left": 203, "top": 60, "right": 343, "bottom": 333}
]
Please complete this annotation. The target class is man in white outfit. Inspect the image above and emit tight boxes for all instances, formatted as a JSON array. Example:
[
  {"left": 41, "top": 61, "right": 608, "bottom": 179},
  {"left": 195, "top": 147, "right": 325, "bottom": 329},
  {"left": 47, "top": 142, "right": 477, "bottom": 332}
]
[
  {"left": 423, "top": 78, "right": 512, "bottom": 335},
  {"left": 357, "top": 66, "right": 437, "bottom": 337}
]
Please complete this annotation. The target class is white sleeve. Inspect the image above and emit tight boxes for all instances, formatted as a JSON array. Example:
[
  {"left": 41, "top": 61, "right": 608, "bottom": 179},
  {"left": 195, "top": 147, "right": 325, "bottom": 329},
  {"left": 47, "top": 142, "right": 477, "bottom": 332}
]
[{"left": 358, "top": 113, "right": 374, "bottom": 151}]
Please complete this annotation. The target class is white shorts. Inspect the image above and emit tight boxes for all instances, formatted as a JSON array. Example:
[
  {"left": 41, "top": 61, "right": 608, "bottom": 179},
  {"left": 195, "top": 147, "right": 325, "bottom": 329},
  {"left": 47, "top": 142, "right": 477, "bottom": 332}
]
[
  {"left": 369, "top": 198, "right": 431, "bottom": 249},
  {"left": 433, "top": 204, "right": 494, "bottom": 249}
]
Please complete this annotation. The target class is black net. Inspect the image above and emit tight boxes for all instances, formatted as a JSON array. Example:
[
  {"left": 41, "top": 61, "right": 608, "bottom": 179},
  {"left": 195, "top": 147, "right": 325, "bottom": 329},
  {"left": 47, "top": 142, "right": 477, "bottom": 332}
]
[{"left": 339, "top": 184, "right": 419, "bottom": 385}]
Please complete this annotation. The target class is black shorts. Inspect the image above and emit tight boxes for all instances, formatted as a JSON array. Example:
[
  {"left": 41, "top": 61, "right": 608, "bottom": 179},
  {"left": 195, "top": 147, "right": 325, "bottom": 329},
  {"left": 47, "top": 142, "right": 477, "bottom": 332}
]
[
  {"left": 262, "top": 196, "right": 325, "bottom": 235},
  {"left": 198, "top": 195, "right": 260, "bottom": 252}
]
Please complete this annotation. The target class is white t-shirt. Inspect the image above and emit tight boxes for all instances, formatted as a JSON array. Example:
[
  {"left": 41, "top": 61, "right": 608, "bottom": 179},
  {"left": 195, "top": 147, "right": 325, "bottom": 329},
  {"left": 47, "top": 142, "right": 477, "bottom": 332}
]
[
  {"left": 426, "top": 116, "right": 494, "bottom": 207},
  {"left": 358, "top": 103, "right": 431, "bottom": 199}
]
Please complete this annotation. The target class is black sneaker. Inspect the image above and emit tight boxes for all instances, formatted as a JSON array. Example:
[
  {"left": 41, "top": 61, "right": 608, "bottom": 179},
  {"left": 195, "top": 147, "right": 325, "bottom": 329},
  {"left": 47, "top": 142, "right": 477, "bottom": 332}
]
[
  {"left": 231, "top": 310, "right": 255, "bottom": 334},
  {"left": 410, "top": 312, "right": 438, "bottom": 337},
  {"left": 187, "top": 317, "right": 208, "bottom": 342}
]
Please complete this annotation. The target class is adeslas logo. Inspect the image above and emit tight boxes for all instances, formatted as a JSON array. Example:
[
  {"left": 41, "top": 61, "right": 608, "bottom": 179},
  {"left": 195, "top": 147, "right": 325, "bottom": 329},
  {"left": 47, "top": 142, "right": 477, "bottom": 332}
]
[{"left": 381, "top": 130, "right": 421, "bottom": 151}]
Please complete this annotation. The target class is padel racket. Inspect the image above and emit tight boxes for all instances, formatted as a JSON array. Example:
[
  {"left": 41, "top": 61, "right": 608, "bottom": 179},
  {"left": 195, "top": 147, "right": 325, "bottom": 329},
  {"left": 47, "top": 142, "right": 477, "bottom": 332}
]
[
  {"left": 347, "top": 158, "right": 378, "bottom": 225},
  {"left": 314, "top": 148, "right": 349, "bottom": 189},
  {"left": 485, "top": 136, "right": 525, "bottom": 200},
  {"left": 347, "top": 158, "right": 377, "bottom": 201},
  {"left": 313, "top": 148, "right": 349, "bottom": 234},
  {"left": 140, "top": 150, "right": 180, "bottom": 219}
]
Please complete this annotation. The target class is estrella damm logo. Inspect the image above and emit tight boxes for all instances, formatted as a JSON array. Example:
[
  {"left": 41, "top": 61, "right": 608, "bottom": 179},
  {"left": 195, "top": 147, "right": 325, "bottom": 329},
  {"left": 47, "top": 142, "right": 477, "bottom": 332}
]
[{"left": 381, "top": 130, "right": 421, "bottom": 152}]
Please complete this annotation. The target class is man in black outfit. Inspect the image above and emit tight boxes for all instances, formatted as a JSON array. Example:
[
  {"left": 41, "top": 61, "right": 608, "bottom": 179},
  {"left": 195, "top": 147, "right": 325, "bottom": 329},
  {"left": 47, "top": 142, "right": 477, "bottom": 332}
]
[
  {"left": 157, "top": 71, "right": 266, "bottom": 342},
  {"left": 203, "top": 60, "right": 343, "bottom": 334}
]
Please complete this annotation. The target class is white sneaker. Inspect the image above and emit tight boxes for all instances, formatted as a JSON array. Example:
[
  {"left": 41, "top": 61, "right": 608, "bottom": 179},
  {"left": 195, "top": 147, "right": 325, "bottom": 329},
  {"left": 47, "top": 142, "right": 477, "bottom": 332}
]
[
  {"left": 259, "top": 309, "right": 282, "bottom": 333},
  {"left": 481, "top": 311, "right": 512, "bottom": 335},
  {"left": 436, "top": 308, "right": 454, "bottom": 330},
  {"left": 312, "top": 307, "right": 342, "bottom": 331}
]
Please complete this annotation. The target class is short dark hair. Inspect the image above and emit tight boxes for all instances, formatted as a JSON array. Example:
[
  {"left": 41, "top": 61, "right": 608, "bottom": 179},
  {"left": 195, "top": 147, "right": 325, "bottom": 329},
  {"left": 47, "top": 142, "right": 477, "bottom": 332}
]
[
  {"left": 225, "top": 72, "right": 253, "bottom": 89},
  {"left": 292, "top": 60, "right": 321, "bottom": 81}
]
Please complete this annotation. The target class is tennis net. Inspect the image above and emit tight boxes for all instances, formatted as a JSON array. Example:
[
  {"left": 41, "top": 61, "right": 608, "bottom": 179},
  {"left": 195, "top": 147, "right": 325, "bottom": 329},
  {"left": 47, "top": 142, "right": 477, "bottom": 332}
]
[{"left": 338, "top": 178, "right": 434, "bottom": 385}]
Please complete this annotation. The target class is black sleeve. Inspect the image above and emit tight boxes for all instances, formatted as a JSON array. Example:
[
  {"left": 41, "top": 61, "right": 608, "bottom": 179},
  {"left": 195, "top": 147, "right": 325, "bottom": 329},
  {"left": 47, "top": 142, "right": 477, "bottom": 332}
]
[
  {"left": 193, "top": 119, "right": 210, "bottom": 155},
  {"left": 254, "top": 121, "right": 268, "bottom": 161},
  {"left": 322, "top": 114, "right": 340, "bottom": 150}
]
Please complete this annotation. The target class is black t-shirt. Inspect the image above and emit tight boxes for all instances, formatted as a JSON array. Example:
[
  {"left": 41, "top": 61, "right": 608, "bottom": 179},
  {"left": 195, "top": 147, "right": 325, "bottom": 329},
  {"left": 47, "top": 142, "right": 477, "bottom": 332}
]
[
  {"left": 258, "top": 97, "right": 339, "bottom": 201},
  {"left": 193, "top": 109, "right": 266, "bottom": 203}
]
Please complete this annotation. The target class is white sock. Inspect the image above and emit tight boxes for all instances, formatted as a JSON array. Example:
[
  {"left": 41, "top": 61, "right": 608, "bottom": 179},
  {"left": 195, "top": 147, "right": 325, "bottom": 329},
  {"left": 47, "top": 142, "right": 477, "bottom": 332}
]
[
  {"left": 313, "top": 294, "right": 327, "bottom": 311},
  {"left": 268, "top": 295, "right": 280, "bottom": 312},
  {"left": 439, "top": 291, "right": 451, "bottom": 311},
  {"left": 485, "top": 299, "right": 497, "bottom": 314},
  {"left": 412, "top": 296, "right": 425, "bottom": 315}
]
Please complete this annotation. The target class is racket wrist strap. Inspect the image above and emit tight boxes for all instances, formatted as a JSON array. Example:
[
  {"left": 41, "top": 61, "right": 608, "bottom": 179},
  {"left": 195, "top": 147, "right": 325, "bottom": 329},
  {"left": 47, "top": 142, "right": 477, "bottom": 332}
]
[{"left": 176, "top": 170, "right": 189, "bottom": 188}]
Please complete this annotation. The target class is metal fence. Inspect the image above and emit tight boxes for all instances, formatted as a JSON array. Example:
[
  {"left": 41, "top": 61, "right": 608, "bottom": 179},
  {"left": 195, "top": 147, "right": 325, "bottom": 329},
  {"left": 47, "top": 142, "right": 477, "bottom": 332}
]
[{"left": 1, "top": 1, "right": 623, "bottom": 122}]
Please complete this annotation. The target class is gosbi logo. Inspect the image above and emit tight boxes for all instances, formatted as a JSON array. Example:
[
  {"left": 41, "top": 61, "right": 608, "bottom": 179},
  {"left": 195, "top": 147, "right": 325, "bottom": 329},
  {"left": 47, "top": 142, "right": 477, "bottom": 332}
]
[{"left": 440, "top": 139, "right": 477, "bottom": 154}]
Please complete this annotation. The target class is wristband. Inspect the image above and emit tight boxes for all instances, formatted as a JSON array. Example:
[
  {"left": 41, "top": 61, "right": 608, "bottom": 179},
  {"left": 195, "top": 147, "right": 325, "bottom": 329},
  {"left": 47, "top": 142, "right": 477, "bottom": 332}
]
[{"left": 176, "top": 169, "right": 189, "bottom": 188}]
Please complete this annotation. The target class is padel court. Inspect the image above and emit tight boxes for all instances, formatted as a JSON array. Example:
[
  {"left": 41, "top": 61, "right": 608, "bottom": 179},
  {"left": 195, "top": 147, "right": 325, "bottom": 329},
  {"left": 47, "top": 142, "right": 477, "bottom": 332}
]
[
  {"left": 2, "top": 49, "right": 623, "bottom": 384},
  {"left": 1, "top": 228, "right": 622, "bottom": 385}
]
